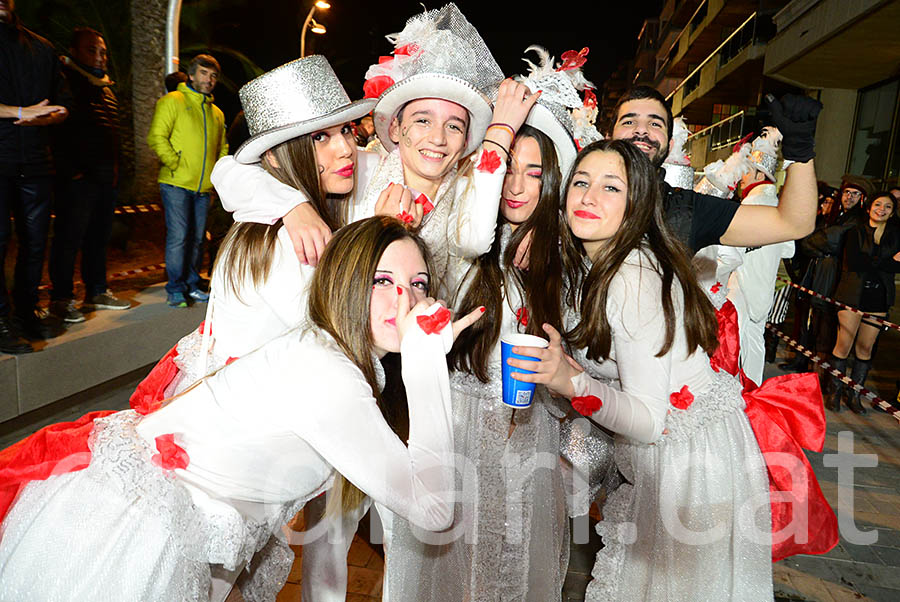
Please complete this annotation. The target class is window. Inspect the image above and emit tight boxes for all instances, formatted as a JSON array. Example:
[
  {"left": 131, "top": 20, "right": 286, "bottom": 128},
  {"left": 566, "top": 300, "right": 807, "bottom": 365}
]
[{"left": 848, "top": 79, "right": 900, "bottom": 186}]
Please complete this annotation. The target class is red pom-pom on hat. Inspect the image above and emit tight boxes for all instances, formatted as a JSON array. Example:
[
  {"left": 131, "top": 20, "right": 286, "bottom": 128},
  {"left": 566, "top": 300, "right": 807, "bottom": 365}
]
[{"left": 363, "top": 75, "right": 395, "bottom": 99}]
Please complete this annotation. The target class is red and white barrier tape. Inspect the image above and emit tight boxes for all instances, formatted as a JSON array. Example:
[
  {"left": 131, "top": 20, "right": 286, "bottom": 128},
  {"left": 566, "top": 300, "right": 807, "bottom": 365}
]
[
  {"left": 776, "top": 276, "right": 900, "bottom": 333},
  {"left": 37, "top": 263, "right": 166, "bottom": 291},
  {"left": 766, "top": 324, "right": 900, "bottom": 422}
]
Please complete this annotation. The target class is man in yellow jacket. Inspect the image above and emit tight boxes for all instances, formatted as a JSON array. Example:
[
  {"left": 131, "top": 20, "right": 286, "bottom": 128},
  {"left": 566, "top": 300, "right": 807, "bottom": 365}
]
[{"left": 147, "top": 54, "right": 227, "bottom": 307}]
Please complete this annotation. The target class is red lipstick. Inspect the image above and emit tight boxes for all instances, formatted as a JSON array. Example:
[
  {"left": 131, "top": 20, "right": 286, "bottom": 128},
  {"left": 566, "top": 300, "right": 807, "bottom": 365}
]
[
  {"left": 335, "top": 164, "right": 354, "bottom": 177},
  {"left": 574, "top": 210, "right": 601, "bottom": 220}
]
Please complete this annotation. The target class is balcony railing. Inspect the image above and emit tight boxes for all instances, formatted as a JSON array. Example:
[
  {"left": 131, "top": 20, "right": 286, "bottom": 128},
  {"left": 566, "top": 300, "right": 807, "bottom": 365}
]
[{"left": 687, "top": 110, "right": 746, "bottom": 153}]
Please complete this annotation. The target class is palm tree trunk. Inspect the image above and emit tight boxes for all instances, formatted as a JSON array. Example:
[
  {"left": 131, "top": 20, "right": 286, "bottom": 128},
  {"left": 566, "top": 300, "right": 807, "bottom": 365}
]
[{"left": 130, "top": 0, "right": 168, "bottom": 202}]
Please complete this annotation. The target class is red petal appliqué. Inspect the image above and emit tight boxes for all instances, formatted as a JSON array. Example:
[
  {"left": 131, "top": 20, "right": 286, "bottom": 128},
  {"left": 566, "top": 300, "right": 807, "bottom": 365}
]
[
  {"left": 670, "top": 385, "right": 694, "bottom": 410},
  {"left": 226, "top": 356, "right": 238, "bottom": 365},
  {"left": 710, "top": 281, "right": 722, "bottom": 294},
  {"left": 397, "top": 210, "right": 415, "bottom": 224},
  {"left": 516, "top": 307, "right": 529, "bottom": 327},
  {"left": 583, "top": 88, "right": 597, "bottom": 109},
  {"left": 558, "top": 47, "right": 589, "bottom": 71},
  {"left": 363, "top": 75, "right": 395, "bottom": 99},
  {"left": 476, "top": 149, "right": 502, "bottom": 174},
  {"left": 572, "top": 395, "right": 603, "bottom": 416},
  {"left": 414, "top": 193, "right": 434, "bottom": 215},
  {"left": 151, "top": 434, "right": 190, "bottom": 470},
  {"left": 394, "top": 43, "right": 419, "bottom": 56},
  {"left": 416, "top": 306, "right": 452, "bottom": 335}
]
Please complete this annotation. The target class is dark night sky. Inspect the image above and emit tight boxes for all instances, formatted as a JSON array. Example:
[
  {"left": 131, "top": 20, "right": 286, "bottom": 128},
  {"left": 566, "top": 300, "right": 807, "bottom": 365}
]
[{"left": 204, "top": 0, "right": 663, "bottom": 121}]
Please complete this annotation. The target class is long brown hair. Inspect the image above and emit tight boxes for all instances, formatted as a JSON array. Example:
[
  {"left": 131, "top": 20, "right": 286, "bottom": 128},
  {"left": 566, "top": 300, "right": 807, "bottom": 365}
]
[
  {"left": 563, "top": 139, "right": 717, "bottom": 361},
  {"left": 214, "top": 133, "right": 351, "bottom": 299},
  {"left": 307, "top": 216, "right": 432, "bottom": 515},
  {"left": 449, "top": 126, "right": 565, "bottom": 381}
]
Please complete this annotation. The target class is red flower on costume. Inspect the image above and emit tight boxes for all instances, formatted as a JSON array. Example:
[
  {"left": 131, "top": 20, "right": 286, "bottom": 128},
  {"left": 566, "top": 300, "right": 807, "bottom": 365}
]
[
  {"left": 414, "top": 193, "right": 434, "bottom": 215},
  {"left": 417, "top": 306, "right": 452, "bottom": 334},
  {"left": 516, "top": 307, "right": 529, "bottom": 327},
  {"left": 710, "top": 281, "right": 722, "bottom": 294},
  {"left": 476, "top": 149, "right": 502, "bottom": 174},
  {"left": 670, "top": 385, "right": 694, "bottom": 410},
  {"left": 394, "top": 43, "right": 419, "bottom": 56},
  {"left": 558, "top": 47, "right": 589, "bottom": 71},
  {"left": 397, "top": 210, "right": 415, "bottom": 224},
  {"left": 572, "top": 395, "right": 603, "bottom": 415},
  {"left": 583, "top": 88, "right": 598, "bottom": 109},
  {"left": 151, "top": 434, "right": 190, "bottom": 471},
  {"left": 363, "top": 75, "right": 395, "bottom": 99},
  {"left": 226, "top": 356, "right": 238, "bottom": 366}
]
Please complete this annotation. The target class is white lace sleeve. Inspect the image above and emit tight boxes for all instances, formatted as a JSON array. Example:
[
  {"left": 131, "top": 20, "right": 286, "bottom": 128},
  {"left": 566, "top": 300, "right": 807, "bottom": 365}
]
[
  {"left": 569, "top": 262, "right": 672, "bottom": 444},
  {"left": 211, "top": 156, "right": 308, "bottom": 224},
  {"left": 447, "top": 147, "right": 506, "bottom": 259}
]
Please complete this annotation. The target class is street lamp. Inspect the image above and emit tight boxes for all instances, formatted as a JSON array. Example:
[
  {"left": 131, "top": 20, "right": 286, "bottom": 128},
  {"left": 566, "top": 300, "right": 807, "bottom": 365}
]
[{"left": 301, "top": 1, "right": 331, "bottom": 57}]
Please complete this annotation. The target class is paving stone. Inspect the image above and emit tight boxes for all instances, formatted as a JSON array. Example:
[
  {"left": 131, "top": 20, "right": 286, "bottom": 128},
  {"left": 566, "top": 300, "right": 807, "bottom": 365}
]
[
  {"left": 346, "top": 565, "right": 382, "bottom": 596},
  {"left": 842, "top": 542, "right": 885, "bottom": 564},
  {"left": 275, "top": 582, "right": 302, "bottom": 602},
  {"left": 853, "top": 583, "right": 900, "bottom": 602}
]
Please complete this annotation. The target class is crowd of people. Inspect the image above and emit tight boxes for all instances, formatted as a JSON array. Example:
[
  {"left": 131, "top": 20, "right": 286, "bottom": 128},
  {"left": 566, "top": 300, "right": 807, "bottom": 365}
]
[
  {"left": 6, "top": 1, "right": 897, "bottom": 600},
  {"left": 1, "top": 6, "right": 131, "bottom": 355}
]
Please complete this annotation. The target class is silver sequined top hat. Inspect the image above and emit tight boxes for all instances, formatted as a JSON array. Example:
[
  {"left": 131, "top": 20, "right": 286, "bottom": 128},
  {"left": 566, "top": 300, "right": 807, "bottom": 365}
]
[
  {"left": 363, "top": 3, "right": 504, "bottom": 157},
  {"left": 748, "top": 126, "right": 781, "bottom": 182},
  {"left": 663, "top": 117, "right": 695, "bottom": 190},
  {"left": 516, "top": 46, "right": 602, "bottom": 177},
  {"left": 234, "top": 55, "right": 375, "bottom": 164}
]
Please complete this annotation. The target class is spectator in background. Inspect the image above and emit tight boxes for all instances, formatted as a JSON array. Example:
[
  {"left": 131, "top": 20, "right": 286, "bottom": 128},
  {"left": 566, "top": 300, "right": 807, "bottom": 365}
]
[
  {"left": 355, "top": 114, "right": 375, "bottom": 147},
  {"left": 781, "top": 184, "right": 841, "bottom": 371},
  {"left": 48, "top": 27, "right": 130, "bottom": 324},
  {"left": 798, "top": 175, "right": 872, "bottom": 385},
  {"left": 824, "top": 191, "right": 900, "bottom": 414},
  {"left": 147, "top": 54, "right": 227, "bottom": 308},
  {"left": 0, "top": 0, "right": 70, "bottom": 353},
  {"left": 164, "top": 71, "right": 188, "bottom": 93}
]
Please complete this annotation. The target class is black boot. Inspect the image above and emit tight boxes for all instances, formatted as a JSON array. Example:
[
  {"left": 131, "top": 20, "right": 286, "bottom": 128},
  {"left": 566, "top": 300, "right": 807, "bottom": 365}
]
[
  {"left": 846, "top": 359, "right": 871, "bottom": 415},
  {"left": 779, "top": 353, "right": 809, "bottom": 373},
  {"left": 764, "top": 328, "right": 779, "bottom": 364},
  {"left": 0, "top": 315, "right": 33, "bottom": 354},
  {"left": 825, "top": 356, "right": 848, "bottom": 413}
]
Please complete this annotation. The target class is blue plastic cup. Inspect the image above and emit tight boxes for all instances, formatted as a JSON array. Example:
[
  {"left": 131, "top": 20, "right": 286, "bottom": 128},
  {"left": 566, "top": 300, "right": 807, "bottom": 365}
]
[{"left": 501, "top": 333, "right": 549, "bottom": 408}]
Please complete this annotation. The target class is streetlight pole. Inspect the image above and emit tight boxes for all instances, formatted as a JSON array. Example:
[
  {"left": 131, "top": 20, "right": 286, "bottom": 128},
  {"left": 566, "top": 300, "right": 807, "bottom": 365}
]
[{"left": 300, "top": 1, "right": 330, "bottom": 58}]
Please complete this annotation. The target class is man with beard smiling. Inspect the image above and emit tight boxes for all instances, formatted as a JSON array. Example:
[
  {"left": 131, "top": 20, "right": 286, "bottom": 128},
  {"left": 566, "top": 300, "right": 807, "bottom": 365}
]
[{"left": 611, "top": 85, "right": 821, "bottom": 255}]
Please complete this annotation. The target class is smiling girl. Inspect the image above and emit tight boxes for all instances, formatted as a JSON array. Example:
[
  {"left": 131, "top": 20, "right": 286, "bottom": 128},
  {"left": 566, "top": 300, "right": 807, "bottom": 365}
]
[{"left": 511, "top": 139, "right": 776, "bottom": 601}]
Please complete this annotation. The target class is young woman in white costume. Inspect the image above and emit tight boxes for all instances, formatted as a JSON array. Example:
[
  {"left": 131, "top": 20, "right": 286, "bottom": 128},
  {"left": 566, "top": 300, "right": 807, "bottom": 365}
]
[
  {"left": 511, "top": 139, "right": 775, "bottom": 601},
  {"left": 381, "top": 46, "right": 610, "bottom": 602},
  {"left": 0, "top": 216, "right": 485, "bottom": 602}
]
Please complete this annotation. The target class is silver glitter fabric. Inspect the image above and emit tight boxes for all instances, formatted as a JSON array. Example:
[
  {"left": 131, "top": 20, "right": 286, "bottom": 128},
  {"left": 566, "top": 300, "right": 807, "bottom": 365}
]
[
  {"left": 239, "top": 55, "right": 352, "bottom": 136},
  {"left": 750, "top": 147, "right": 778, "bottom": 179},
  {"left": 383, "top": 225, "right": 569, "bottom": 601},
  {"left": 0, "top": 412, "right": 312, "bottom": 601},
  {"left": 663, "top": 162, "right": 695, "bottom": 190},
  {"left": 694, "top": 174, "right": 730, "bottom": 198},
  {"left": 584, "top": 373, "right": 774, "bottom": 601}
]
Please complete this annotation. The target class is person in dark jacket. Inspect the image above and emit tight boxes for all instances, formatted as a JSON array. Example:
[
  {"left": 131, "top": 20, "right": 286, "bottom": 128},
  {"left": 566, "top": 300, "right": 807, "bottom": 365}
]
[
  {"left": 797, "top": 177, "right": 871, "bottom": 380},
  {"left": 48, "top": 27, "right": 130, "bottom": 324},
  {"left": 824, "top": 192, "right": 900, "bottom": 414},
  {"left": 0, "top": 0, "right": 70, "bottom": 352}
]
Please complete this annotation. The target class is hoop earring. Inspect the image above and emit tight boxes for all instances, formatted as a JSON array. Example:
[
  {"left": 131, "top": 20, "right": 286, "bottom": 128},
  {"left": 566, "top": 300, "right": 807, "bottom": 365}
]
[{"left": 318, "top": 165, "right": 325, "bottom": 174}]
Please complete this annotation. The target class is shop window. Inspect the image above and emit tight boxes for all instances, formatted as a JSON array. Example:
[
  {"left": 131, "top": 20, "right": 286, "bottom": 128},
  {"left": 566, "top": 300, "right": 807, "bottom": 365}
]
[{"left": 848, "top": 79, "right": 899, "bottom": 184}]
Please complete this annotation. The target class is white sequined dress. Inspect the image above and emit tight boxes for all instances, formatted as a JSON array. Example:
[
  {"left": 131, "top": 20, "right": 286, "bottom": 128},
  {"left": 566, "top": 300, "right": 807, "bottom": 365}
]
[
  {"left": 0, "top": 319, "right": 456, "bottom": 602},
  {"left": 574, "top": 247, "right": 774, "bottom": 601},
  {"left": 381, "top": 225, "right": 569, "bottom": 601}
]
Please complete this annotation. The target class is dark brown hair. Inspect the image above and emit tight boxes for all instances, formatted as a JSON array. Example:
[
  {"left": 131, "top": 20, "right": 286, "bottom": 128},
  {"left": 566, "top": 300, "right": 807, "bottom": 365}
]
[
  {"left": 610, "top": 85, "right": 674, "bottom": 141},
  {"left": 563, "top": 139, "right": 717, "bottom": 361},
  {"left": 188, "top": 53, "right": 221, "bottom": 76},
  {"left": 449, "top": 125, "right": 565, "bottom": 381},
  {"left": 308, "top": 216, "right": 432, "bottom": 515},
  {"left": 215, "top": 134, "right": 348, "bottom": 301}
]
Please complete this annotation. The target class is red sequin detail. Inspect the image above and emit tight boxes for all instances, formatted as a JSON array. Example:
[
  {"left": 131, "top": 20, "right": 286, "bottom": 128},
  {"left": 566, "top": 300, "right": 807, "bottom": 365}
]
[
  {"left": 363, "top": 75, "right": 395, "bottom": 99},
  {"left": 516, "top": 307, "right": 529, "bottom": 327},
  {"left": 476, "top": 149, "right": 502, "bottom": 174},
  {"left": 710, "top": 281, "right": 722, "bottom": 294},
  {"left": 670, "top": 385, "right": 694, "bottom": 410},
  {"left": 151, "top": 434, "right": 189, "bottom": 470},
  {"left": 558, "top": 47, "right": 589, "bottom": 71},
  {"left": 572, "top": 395, "right": 603, "bottom": 415},
  {"left": 416, "top": 306, "right": 452, "bottom": 334},
  {"left": 414, "top": 193, "right": 434, "bottom": 215}
]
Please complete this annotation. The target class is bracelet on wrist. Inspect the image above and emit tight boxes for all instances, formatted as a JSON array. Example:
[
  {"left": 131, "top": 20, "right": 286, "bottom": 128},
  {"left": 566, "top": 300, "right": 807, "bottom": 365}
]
[
  {"left": 18, "top": 106, "right": 22, "bottom": 120},
  {"left": 486, "top": 123, "right": 515, "bottom": 138},
  {"left": 483, "top": 138, "right": 510, "bottom": 158}
]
